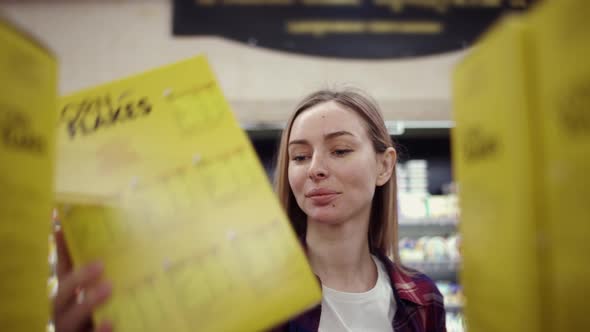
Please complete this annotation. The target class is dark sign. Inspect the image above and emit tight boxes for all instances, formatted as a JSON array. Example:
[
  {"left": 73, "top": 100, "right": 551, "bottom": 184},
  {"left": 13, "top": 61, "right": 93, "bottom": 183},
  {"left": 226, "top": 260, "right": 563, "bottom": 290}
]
[{"left": 173, "top": 0, "right": 537, "bottom": 59}]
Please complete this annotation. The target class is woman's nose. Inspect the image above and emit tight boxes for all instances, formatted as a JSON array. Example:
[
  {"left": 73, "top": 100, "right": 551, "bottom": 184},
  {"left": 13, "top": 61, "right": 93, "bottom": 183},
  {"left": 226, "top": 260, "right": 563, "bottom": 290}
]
[{"left": 308, "top": 154, "right": 329, "bottom": 181}]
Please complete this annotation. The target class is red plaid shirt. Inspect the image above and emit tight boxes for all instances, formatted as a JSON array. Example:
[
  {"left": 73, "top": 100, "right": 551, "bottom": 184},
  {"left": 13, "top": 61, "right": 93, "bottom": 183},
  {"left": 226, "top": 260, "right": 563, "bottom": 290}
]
[{"left": 271, "top": 252, "right": 446, "bottom": 332}]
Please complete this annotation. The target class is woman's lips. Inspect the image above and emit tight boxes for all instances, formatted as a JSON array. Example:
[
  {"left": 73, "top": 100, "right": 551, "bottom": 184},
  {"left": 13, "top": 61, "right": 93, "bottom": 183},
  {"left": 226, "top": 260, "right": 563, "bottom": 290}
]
[
  {"left": 308, "top": 193, "right": 339, "bottom": 205},
  {"left": 306, "top": 189, "right": 341, "bottom": 205}
]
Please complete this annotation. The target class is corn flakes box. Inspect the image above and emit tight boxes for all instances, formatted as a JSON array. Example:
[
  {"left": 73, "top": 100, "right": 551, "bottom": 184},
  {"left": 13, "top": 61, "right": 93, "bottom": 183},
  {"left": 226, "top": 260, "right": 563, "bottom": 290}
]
[{"left": 0, "top": 17, "right": 57, "bottom": 331}]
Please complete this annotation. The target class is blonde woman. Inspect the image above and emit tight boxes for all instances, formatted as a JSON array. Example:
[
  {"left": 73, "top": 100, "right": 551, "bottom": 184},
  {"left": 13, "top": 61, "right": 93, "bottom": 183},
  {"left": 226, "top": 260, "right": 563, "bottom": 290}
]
[{"left": 270, "top": 89, "right": 445, "bottom": 332}]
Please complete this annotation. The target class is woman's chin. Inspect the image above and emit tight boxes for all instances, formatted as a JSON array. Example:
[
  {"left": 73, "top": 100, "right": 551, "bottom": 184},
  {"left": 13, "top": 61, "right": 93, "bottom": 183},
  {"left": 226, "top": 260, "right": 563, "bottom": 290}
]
[{"left": 306, "top": 212, "right": 343, "bottom": 226}]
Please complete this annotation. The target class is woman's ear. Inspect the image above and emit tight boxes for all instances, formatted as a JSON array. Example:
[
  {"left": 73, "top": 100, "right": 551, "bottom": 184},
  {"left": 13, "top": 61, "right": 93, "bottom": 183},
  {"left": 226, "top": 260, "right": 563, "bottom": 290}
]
[{"left": 376, "top": 147, "right": 397, "bottom": 187}]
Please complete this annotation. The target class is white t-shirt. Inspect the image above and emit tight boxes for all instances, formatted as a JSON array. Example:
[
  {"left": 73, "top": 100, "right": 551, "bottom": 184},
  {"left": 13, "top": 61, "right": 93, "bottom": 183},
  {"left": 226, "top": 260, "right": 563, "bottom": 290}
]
[{"left": 318, "top": 255, "right": 396, "bottom": 332}]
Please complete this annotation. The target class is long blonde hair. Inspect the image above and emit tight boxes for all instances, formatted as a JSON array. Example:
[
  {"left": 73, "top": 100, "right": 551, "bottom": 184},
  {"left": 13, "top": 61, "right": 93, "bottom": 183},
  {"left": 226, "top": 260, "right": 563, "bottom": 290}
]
[{"left": 273, "top": 89, "right": 401, "bottom": 263}]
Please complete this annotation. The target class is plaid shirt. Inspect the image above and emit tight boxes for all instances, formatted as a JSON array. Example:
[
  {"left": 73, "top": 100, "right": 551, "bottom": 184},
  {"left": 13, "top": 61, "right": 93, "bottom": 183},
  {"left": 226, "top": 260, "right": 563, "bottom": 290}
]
[{"left": 271, "top": 252, "right": 446, "bottom": 332}]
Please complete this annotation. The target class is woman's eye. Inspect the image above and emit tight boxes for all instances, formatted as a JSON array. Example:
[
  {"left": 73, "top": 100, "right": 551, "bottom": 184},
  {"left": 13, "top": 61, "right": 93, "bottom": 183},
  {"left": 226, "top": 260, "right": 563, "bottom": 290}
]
[
  {"left": 333, "top": 149, "right": 353, "bottom": 156},
  {"left": 291, "top": 155, "right": 308, "bottom": 162}
]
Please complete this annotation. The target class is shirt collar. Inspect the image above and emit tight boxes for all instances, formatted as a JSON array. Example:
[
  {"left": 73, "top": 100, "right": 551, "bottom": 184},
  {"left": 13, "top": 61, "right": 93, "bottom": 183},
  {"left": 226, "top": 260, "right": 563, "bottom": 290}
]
[{"left": 374, "top": 251, "right": 430, "bottom": 307}]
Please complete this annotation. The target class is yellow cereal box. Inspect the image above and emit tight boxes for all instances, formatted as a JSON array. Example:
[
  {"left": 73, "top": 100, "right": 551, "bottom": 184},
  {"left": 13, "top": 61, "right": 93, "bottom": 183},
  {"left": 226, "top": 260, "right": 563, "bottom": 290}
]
[
  {"left": 56, "top": 56, "right": 321, "bottom": 331},
  {"left": 530, "top": 1, "right": 590, "bottom": 330},
  {"left": 452, "top": 16, "right": 542, "bottom": 332},
  {"left": 0, "top": 18, "right": 57, "bottom": 331}
]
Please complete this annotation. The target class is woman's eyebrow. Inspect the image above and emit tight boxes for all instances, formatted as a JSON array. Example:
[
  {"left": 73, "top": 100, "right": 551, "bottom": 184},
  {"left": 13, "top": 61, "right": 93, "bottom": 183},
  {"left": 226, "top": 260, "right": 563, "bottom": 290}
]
[
  {"left": 288, "top": 139, "right": 309, "bottom": 146},
  {"left": 288, "top": 131, "right": 356, "bottom": 146},
  {"left": 324, "top": 130, "right": 355, "bottom": 140}
]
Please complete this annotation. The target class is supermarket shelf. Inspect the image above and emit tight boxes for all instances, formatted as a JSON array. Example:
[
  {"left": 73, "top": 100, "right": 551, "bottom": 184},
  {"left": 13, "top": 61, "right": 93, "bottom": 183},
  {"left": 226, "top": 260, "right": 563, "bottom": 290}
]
[
  {"left": 398, "top": 217, "right": 458, "bottom": 237},
  {"left": 399, "top": 216, "right": 458, "bottom": 226},
  {"left": 445, "top": 303, "right": 463, "bottom": 313},
  {"left": 405, "top": 261, "right": 460, "bottom": 281}
]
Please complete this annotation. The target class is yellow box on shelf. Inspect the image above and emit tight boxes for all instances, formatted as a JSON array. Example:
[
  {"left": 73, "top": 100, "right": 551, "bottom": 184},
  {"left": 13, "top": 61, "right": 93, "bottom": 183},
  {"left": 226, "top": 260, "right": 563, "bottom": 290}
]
[
  {"left": 56, "top": 56, "right": 321, "bottom": 331},
  {"left": 529, "top": 1, "right": 590, "bottom": 330},
  {"left": 454, "top": 1, "right": 590, "bottom": 331},
  {"left": 452, "top": 15, "right": 542, "bottom": 332},
  {"left": 0, "top": 18, "right": 57, "bottom": 331}
]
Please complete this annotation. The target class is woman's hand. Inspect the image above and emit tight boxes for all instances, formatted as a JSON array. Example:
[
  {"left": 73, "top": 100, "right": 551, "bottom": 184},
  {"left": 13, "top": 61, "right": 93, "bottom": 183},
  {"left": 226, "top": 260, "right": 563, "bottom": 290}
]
[{"left": 52, "top": 228, "right": 113, "bottom": 332}]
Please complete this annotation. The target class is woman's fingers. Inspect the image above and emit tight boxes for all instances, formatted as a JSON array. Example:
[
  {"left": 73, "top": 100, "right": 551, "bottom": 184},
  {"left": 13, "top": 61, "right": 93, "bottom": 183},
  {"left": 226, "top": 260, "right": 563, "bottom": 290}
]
[
  {"left": 54, "top": 262, "right": 104, "bottom": 316},
  {"left": 54, "top": 282, "right": 112, "bottom": 332},
  {"left": 52, "top": 220, "right": 114, "bottom": 332}
]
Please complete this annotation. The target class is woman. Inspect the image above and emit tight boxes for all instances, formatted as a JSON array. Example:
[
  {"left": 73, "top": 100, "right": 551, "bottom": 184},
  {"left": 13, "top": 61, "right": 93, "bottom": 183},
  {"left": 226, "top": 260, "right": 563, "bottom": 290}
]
[
  {"left": 271, "top": 89, "right": 445, "bottom": 332},
  {"left": 53, "top": 89, "right": 445, "bottom": 332}
]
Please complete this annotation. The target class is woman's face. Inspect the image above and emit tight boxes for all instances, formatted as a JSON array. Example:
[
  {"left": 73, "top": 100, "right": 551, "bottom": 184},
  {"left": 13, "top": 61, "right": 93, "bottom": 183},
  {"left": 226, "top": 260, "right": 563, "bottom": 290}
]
[{"left": 287, "top": 101, "right": 390, "bottom": 225}]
